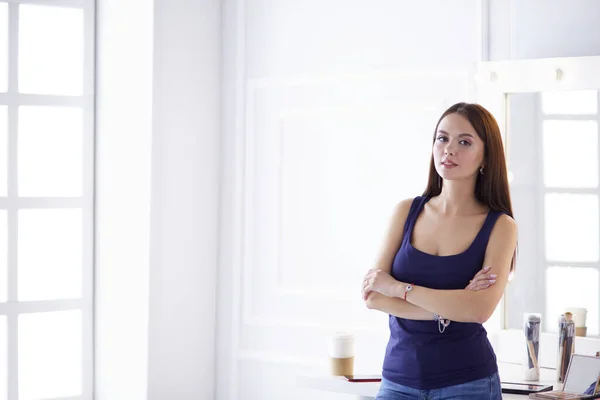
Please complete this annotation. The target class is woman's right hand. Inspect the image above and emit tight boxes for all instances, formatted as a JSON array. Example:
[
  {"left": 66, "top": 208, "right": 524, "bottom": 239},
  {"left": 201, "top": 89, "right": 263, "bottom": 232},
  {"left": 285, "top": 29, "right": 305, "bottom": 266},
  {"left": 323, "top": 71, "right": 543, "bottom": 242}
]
[{"left": 465, "top": 266, "right": 497, "bottom": 291}]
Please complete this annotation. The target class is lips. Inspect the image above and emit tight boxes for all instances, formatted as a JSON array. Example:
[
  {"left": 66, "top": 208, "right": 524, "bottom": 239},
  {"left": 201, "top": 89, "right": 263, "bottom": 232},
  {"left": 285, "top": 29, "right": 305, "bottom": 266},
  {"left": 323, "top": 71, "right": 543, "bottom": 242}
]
[{"left": 442, "top": 160, "right": 458, "bottom": 167}]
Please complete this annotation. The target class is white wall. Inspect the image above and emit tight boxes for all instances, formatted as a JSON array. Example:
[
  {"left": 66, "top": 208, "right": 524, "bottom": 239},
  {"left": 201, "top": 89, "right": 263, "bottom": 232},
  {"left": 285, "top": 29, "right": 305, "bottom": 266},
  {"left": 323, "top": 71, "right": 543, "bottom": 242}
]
[
  {"left": 489, "top": 0, "right": 600, "bottom": 60},
  {"left": 95, "top": 0, "right": 153, "bottom": 398},
  {"left": 218, "top": 1, "right": 600, "bottom": 400},
  {"left": 95, "top": 0, "right": 220, "bottom": 399},
  {"left": 147, "top": 0, "right": 220, "bottom": 399},
  {"left": 218, "top": 1, "right": 479, "bottom": 399},
  {"left": 244, "top": 0, "right": 480, "bottom": 76},
  {"left": 94, "top": 1, "right": 600, "bottom": 400}
]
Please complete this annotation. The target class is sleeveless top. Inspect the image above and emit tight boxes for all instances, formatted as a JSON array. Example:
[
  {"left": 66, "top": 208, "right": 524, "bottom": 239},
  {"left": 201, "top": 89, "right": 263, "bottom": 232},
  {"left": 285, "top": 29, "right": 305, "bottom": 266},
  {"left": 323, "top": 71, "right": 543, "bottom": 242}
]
[{"left": 381, "top": 196, "right": 503, "bottom": 390}]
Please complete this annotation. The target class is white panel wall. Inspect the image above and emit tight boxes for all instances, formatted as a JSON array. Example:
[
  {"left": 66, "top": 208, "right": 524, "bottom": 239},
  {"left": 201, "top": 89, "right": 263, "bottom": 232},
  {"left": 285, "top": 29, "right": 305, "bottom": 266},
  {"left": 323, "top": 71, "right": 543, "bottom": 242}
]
[
  {"left": 218, "top": 1, "right": 479, "bottom": 399},
  {"left": 245, "top": 0, "right": 479, "bottom": 77},
  {"left": 147, "top": 1, "right": 220, "bottom": 400},
  {"left": 489, "top": 0, "right": 600, "bottom": 60}
]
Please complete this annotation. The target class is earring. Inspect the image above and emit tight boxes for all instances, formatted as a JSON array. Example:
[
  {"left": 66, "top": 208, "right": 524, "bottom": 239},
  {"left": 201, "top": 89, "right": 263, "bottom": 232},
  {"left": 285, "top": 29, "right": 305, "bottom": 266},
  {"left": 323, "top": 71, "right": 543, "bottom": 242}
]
[{"left": 479, "top": 166, "right": 485, "bottom": 175}]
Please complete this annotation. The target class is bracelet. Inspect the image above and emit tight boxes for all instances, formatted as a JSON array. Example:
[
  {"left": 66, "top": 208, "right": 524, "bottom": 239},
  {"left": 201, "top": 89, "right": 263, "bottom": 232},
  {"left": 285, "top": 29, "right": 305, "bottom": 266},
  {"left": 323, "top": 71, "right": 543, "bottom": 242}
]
[
  {"left": 403, "top": 283, "right": 414, "bottom": 300},
  {"left": 433, "top": 313, "right": 451, "bottom": 333}
]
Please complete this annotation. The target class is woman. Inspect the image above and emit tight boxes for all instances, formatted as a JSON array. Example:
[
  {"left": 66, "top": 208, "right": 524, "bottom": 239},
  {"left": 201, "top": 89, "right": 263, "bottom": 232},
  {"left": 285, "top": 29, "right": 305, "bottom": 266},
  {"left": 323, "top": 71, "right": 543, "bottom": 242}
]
[{"left": 362, "top": 102, "right": 517, "bottom": 400}]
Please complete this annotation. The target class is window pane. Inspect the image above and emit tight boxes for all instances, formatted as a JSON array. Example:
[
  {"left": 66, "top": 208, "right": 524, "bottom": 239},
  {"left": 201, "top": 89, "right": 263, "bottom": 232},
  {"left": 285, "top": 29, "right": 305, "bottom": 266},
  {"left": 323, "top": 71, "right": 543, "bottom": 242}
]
[
  {"left": 0, "top": 106, "right": 6, "bottom": 196},
  {"left": 0, "top": 4, "right": 7, "bottom": 93},
  {"left": 546, "top": 267, "right": 599, "bottom": 336},
  {"left": 18, "top": 5, "right": 83, "bottom": 95},
  {"left": 19, "top": 310, "right": 82, "bottom": 399},
  {"left": 0, "top": 212, "right": 6, "bottom": 303},
  {"left": 18, "top": 209, "right": 82, "bottom": 301},
  {"left": 541, "top": 90, "right": 598, "bottom": 115},
  {"left": 0, "top": 316, "right": 6, "bottom": 400},
  {"left": 543, "top": 120, "right": 598, "bottom": 188},
  {"left": 545, "top": 194, "right": 599, "bottom": 262},
  {"left": 18, "top": 106, "right": 83, "bottom": 197}
]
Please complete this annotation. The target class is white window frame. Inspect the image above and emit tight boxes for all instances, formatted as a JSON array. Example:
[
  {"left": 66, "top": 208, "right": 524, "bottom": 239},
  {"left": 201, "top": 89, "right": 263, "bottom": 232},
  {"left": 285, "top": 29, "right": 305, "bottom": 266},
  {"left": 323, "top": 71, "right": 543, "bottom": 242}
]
[{"left": 0, "top": 0, "right": 94, "bottom": 399}]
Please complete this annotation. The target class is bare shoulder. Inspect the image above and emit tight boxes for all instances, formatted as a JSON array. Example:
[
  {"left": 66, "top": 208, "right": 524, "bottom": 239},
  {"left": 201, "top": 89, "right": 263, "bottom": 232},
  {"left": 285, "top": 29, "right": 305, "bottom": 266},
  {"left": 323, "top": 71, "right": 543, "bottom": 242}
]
[
  {"left": 371, "top": 197, "right": 417, "bottom": 272},
  {"left": 390, "top": 198, "right": 416, "bottom": 226},
  {"left": 490, "top": 214, "right": 518, "bottom": 244},
  {"left": 384, "top": 197, "right": 417, "bottom": 239},
  {"left": 395, "top": 198, "right": 415, "bottom": 215}
]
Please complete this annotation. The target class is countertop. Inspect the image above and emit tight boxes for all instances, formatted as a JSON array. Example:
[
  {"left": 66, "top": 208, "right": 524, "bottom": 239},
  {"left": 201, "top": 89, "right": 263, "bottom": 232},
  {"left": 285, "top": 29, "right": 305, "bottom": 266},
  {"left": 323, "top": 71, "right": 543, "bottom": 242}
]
[{"left": 297, "top": 362, "right": 562, "bottom": 399}]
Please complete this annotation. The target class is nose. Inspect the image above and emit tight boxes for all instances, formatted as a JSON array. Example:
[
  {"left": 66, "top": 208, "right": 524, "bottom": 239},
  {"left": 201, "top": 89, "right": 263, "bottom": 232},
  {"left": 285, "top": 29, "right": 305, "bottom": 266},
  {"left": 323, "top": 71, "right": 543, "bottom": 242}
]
[{"left": 444, "top": 143, "right": 455, "bottom": 155}]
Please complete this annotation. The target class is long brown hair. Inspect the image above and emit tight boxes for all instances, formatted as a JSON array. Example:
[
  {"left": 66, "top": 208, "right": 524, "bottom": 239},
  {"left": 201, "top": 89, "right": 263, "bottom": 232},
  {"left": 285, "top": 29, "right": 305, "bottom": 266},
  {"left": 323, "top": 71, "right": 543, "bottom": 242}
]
[{"left": 423, "top": 102, "right": 517, "bottom": 272}]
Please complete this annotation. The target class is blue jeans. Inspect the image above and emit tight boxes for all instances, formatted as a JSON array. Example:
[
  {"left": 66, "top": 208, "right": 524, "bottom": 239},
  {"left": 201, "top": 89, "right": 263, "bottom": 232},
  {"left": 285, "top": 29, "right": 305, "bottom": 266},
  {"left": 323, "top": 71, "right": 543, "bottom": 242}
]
[{"left": 375, "top": 373, "right": 502, "bottom": 400}]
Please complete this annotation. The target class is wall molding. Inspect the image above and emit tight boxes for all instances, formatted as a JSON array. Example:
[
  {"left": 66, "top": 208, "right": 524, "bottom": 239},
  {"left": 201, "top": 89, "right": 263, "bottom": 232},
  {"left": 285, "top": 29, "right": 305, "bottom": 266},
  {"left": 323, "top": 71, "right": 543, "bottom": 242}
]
[{"left": 241, "top": 71, "right": 473, "bottom": 328}]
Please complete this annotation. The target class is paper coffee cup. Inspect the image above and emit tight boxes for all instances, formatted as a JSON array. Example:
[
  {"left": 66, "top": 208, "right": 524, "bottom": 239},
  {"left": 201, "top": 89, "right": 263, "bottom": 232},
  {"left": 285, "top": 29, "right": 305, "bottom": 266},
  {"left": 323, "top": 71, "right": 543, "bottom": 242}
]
[
  {"left": 328, "top": 332, "right": 355, "bottom": 376},
  {"left": 565, "top": 307, "right": 587, "bottom": 328},
  {"left": 575, "top": 326, "right": 587, "bottom": 337}
]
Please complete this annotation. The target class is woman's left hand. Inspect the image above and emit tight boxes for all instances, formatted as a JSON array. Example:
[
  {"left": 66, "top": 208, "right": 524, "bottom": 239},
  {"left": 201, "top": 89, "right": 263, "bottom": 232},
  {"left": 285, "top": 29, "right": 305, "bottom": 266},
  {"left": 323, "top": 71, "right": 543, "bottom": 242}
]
[{"left": 362, "top": 269, "right": 401, "bottom": 300}]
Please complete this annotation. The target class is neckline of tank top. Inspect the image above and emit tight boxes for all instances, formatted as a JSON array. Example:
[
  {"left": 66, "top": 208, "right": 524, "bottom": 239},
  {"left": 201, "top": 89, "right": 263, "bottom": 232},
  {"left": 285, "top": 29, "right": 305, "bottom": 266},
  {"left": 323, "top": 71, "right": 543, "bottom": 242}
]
[{"left": 407, "top": 196, "right": 495, "bottom": 258}]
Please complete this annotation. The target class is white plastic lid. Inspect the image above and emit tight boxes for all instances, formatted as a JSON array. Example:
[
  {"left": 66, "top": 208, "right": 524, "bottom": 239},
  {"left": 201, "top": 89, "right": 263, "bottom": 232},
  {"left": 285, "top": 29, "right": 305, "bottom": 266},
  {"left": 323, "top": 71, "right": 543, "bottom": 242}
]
[{"left": 328, "top": 332, "right": 355, "bottom": 358}]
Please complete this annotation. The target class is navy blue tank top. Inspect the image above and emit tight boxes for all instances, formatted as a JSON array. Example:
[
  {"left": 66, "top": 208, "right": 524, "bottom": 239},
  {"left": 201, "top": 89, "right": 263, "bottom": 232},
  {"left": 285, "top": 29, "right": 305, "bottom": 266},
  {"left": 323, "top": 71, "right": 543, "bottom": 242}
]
[{"left": 382, "top": 196, "right": 502, "bottom": 390}]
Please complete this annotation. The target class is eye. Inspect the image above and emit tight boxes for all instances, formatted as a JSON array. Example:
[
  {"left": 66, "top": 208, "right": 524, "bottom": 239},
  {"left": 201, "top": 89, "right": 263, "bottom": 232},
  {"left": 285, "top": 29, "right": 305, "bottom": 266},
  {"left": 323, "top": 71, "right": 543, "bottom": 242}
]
[
  {"left": 436, "top": 136, "right": 448, "bottom": 142},
  {"left": 459, "top": 140, "right": 472, "bottom": 146}
]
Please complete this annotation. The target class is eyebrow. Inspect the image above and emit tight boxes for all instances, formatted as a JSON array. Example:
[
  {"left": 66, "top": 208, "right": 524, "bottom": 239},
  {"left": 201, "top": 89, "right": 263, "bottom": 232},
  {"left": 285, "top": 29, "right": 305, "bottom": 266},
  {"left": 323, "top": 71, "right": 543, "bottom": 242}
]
[{"left": 437, "top": 129, "right": 475, "bottom": 138}]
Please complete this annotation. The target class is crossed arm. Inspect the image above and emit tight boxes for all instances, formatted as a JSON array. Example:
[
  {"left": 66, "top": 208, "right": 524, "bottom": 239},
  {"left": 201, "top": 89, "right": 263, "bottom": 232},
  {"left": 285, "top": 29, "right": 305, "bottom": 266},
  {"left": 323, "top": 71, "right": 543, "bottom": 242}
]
[
  {"left": 364, "top": 266, "right": 497, "bottom": 321},
  {"left": 362, "top": 200, "right": 518, "bottom": 324}
]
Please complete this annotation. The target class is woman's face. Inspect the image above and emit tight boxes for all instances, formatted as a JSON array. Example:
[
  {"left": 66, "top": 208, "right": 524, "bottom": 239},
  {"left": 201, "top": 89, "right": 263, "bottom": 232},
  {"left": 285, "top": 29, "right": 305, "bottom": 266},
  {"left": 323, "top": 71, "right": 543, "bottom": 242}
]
[{"left": 433, "top": 113, "right": 485, "bottom": 181}]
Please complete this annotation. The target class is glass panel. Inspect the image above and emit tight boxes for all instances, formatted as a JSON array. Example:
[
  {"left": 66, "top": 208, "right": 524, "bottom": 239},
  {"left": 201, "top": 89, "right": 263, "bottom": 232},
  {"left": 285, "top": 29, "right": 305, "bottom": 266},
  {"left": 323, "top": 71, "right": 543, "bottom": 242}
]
[
  {"left": 18, "top": 106, "right": 83, "bottom": 197},
  {"left": 541, "top": 90, "right": 598, "bottom": 115},
  {"left": 0, "top": 316, "right": 6, "bottom": 400},
  {"left": 18, "top": 5, "right": 83, "bottom": 95},
  {"left": 0, "top": 212, "right": 6, "bottom": 303},
  {"left": 18, "top": 209, "right": 82, "bottom": 301},
  {"left": 0, "top": 4, "right": 7, "bottom": 93},
  {"left": 542, "top": 120, "right": 598, "bottom": 188},
  {"left": 19, "top": 310, "right": 82, "bottom": 399},
  {"left": 0, "top": 106, "right": 6, "bottom": 196},
  {"left": 545, "top": 194, "right": 599, "bottom": 262},
  {"left": 546, "top": 267, "right": 599, "bottom": 336}
]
